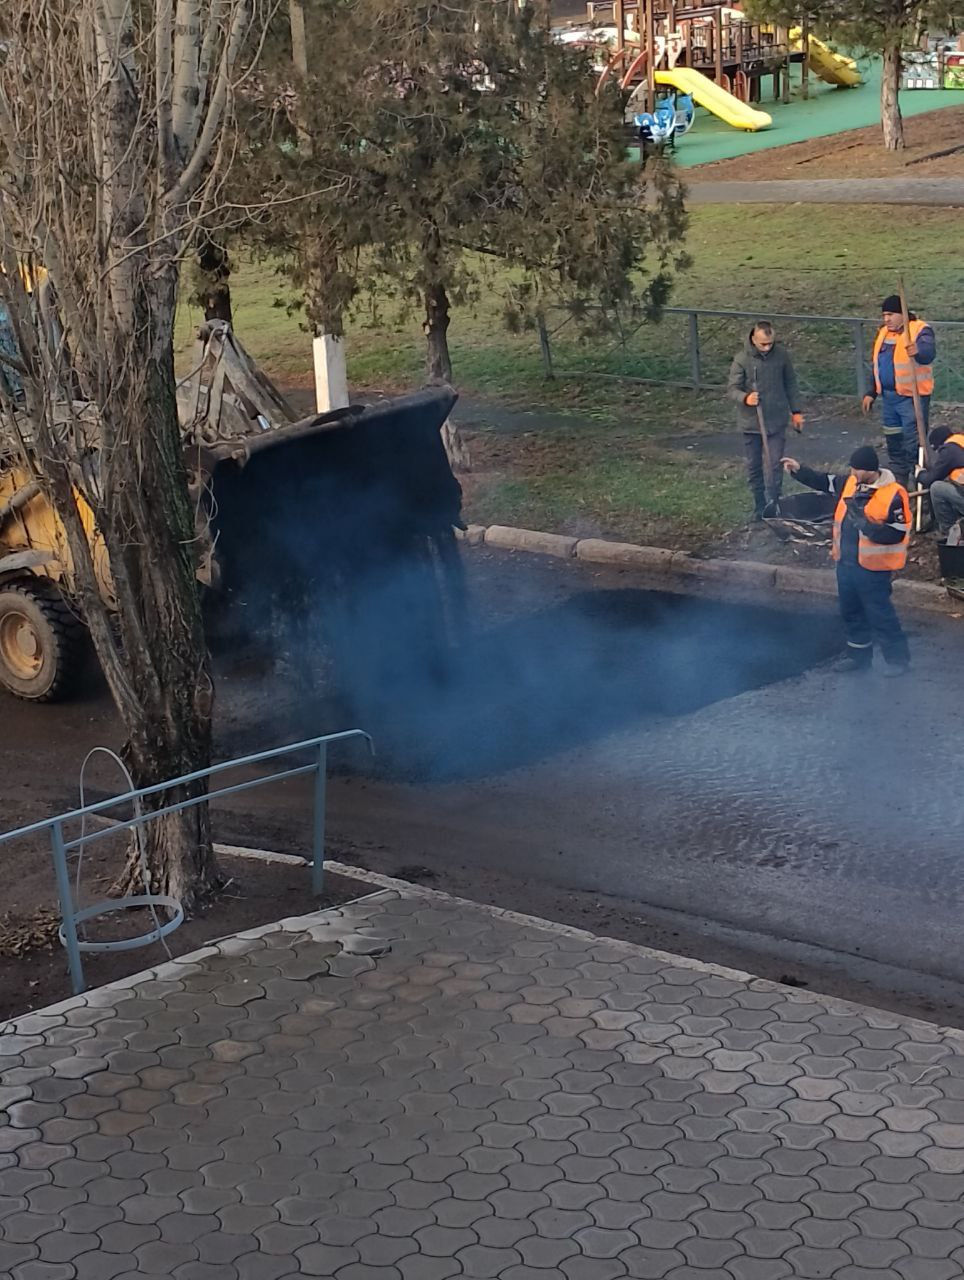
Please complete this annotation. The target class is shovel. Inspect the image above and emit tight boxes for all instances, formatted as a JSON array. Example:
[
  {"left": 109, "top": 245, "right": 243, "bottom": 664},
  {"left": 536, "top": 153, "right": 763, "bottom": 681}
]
[
  {"left": 752, "top": 373, "right": 773, "bottom": 505},
  {"left": 897, "top": 276, "right": 929, "bottom": 532}
]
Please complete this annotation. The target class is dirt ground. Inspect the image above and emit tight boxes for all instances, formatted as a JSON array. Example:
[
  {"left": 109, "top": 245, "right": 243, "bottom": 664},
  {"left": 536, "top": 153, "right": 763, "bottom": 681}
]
[
  {"left": 0, "top": 848, "right": 362, "bottom": 1024},
  {"left": 686, "top": 104, "right": 964, "bottom": 180}
]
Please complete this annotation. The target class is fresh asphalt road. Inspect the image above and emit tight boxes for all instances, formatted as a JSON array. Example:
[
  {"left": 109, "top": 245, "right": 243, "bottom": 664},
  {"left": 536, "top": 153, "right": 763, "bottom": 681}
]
[
  {"left": 281, "top": 549, "right": 964, "bottom": 996},
  {"left": 2, "top": 547, "right": 961, "bottom": 1007}
]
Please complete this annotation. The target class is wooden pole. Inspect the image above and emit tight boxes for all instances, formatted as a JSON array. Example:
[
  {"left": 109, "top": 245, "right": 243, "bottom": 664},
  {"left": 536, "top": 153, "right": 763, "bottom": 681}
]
[
  {"left": 714, "top": 8, "right": 723, "bottom": 84},
  {"left": 897, "top": 275, "right": 929, "bottom": 531},
  {"left": 614, "top": 0, "right": 625, "bottom": 51},
  {"left": 645, "top": 0, "right": 656, "bottom": 113},
  {"left": 800, "top": 9, "right": 810, "bottom": 100}
]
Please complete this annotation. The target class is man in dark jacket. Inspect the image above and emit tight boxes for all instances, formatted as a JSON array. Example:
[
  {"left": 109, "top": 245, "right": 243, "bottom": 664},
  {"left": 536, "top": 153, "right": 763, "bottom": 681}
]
[
  {"left": 918, "top": 425, "right": 964, "bottom": 536},
  {"left": 782, "top": 445, "right": 911, "bottom": 676},
  {"left": 728, "top": 321, "right": 804, "bottom": 521}
]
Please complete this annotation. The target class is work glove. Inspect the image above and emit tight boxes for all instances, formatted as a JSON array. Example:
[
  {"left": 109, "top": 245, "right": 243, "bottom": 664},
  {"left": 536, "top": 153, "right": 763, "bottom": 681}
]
[
  {"left": 791, "top": 413, "right": 804, "bottom": 433},
  {"left": 861, "top": 395, "right": 875, "bottom": 415},
  {"left": 744, "top": 391, "right": 760, "bottom": 407}
]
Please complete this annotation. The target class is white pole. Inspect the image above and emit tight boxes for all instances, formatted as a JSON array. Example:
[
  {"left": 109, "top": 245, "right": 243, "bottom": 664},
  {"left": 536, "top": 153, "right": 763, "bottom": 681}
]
[{"left": 312, "top": 332, "right": 349, "bottom": 412}]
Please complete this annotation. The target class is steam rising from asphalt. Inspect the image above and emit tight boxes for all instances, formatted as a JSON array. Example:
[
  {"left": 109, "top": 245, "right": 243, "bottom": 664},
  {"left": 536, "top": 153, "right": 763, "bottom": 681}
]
[{"left": 262, "top": 560, "right": 841, "bottom": 781}]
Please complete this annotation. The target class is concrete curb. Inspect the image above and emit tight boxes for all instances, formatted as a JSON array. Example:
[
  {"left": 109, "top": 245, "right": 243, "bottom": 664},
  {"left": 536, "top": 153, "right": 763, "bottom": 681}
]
[
  {"left": 459, "top": 522, "right": 958, "bottom": 615},
  {"left": 12, "top": 846, "right": 955, "bottom": 1039}
]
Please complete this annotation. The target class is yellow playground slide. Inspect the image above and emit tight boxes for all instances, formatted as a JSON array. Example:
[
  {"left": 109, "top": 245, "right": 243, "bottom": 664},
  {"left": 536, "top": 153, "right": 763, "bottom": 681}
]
[
  {"left": 790, "top": 30, "right": 862, "bottom": 87},
  {"left": 654, "top": 67, "right": 772, "bottom": 131}
]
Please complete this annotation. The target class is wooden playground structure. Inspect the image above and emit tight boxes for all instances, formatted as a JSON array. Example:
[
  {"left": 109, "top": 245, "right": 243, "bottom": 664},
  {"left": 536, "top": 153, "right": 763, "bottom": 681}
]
[{"left": 572, "top": 2, "right": 859, "bottom": 122}]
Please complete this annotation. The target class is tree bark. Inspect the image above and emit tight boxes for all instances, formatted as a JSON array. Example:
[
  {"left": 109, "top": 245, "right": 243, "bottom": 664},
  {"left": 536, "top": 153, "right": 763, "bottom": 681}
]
[
  {"left": 423, "top": 279, "right": 470, "bottom": 473},
  {"left": 424, "top": 279, "right": 453, "bottom": 385},
  {"left": 105, "top": 306, "right": 219, "bottom": 910},
  {"left": 422, "top": 229, "right": 470, "bottom": 473},
  {"left": 881, "top": 41, "right": 904, "bottom": 152},
  {"left": 196, "top": 236, "right": 233, "bottom": 324}
]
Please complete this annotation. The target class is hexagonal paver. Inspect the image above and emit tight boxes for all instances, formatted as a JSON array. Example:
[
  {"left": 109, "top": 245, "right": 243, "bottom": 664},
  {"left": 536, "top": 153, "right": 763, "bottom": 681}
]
[{"left": 4, "top": 892, "right": 964, "bottom": 1280}]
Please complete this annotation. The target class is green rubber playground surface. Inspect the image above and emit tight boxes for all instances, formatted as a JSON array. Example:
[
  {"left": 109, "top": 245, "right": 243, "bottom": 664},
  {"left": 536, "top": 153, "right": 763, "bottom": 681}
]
[{"left": 661, "top": 58, "right": 963, "bottom": 167}]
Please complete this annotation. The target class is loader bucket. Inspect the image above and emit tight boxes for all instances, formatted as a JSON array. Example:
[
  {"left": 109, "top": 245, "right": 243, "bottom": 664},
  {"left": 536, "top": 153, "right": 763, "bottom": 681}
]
[{"left": 201, "top": 387, "right": 465, "bottom": 674}]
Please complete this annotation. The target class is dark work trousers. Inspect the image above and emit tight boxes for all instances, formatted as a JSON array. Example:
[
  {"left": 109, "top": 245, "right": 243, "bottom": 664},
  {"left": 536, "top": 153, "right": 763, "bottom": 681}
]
[
  {"left": 880, "top": 391, "right": 930, "bottom": 488},
  {"left": 835, "top": 561, "right": 910, "bottom": 668},
  {"left": 743, "top": 429, "right": 785, "bottom": 510}
]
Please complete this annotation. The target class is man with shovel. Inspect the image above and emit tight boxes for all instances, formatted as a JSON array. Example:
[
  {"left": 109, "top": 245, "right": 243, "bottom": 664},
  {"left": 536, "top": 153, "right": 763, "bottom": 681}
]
[
  {"left": 728, "top": 321, "right": 804, "bottom": 522},
  {"left": 862, "top": 293, "right": 936, "bottom": 493}
]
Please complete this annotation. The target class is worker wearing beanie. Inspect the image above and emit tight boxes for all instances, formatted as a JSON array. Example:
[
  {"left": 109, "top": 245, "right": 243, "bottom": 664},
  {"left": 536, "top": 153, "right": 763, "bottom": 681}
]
[
  {"left": 781, "top": 445, "right": 912, "bottom": 675},
  {"left": 727, "top": 321, "right": 804, "bottom": 522},
  {"left": 918, "top": 425, "right": 964, "bottom": 536},
  {"left": 862, "top": 295, "right": 936, "bottom": 489}
]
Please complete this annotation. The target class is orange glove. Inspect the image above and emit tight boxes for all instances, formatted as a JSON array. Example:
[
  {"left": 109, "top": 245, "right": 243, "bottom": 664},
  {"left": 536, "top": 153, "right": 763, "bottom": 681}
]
[
  {"left": 745, "top": 391, "right": 760, "bottom": 406},
  {"left": 791, "top": 413, "right": 804, "bottom": 432}
]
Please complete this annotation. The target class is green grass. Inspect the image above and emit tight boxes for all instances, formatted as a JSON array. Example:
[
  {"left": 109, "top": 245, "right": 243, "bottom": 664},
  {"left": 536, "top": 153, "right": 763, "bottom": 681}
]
[
  {"left": 173, "top": 201, "right": 964, "bottom": 550},
  {"left": 176, "top": 204, "right": 964, "bottom": 398},
  {"left": 461, "top": 412, "right": 748, "bottom": 548}
]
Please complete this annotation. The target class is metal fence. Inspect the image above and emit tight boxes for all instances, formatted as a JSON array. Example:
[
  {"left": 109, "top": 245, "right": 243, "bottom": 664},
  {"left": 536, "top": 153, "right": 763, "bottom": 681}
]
[
  {"left": 537, "top": 307, "right": 964, "bottom": 405},
  {"left": 0, "top": 729, "right": 373, "bottom": 995}
]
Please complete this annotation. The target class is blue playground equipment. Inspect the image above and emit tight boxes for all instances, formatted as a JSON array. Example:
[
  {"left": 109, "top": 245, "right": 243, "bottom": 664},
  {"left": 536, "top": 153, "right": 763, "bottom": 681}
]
[{"left": 635, "top": 90, "right": 694, "bottom": 154}]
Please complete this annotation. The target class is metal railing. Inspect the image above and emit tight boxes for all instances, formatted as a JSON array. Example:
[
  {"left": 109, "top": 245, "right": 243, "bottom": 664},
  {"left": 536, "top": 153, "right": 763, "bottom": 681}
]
[
  {"left": 0, "top": 730, "right": 373, "bottom": 996},
  {"left": 536, "top": 307, "right": 964, "bottom": 405}
]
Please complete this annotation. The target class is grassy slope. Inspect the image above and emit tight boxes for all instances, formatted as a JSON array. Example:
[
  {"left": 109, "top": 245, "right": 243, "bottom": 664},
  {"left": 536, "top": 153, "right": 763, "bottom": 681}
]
[{"left": 175, "top": 203, "right": 964, "bottom": 548}]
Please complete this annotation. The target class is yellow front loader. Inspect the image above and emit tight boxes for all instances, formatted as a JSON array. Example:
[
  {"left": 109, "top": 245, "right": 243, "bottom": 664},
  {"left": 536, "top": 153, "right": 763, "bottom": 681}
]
[{"left": 0, "top": 313, "right": 463, "bottom": 701}]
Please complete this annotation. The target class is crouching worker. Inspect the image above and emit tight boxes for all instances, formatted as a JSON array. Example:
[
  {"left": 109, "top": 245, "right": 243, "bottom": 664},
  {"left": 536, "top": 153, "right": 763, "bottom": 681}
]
[
  {"left": 782, "top": 446, "right": 911, "bottom": 676},
  {"left": 918, "top": 426, "right": 964, "bottom": 538}
]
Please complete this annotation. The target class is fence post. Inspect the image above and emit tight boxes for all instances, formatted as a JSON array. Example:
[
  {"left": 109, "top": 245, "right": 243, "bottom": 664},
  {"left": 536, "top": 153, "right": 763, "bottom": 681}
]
[
  {"left": 852, "top": 319, "right": 867, "bottom": 401},
  {"left": 537, "top": 313, "right": 554, "bottom": 379},
  {"left": 311, "top": 741, "right": 328, "bottom": 896},
  {"left": 50, "top": 820, "right": 85, "bottom": 994},
  {"left": 687, "top": 312, "right": 702, "bottom": 390}
]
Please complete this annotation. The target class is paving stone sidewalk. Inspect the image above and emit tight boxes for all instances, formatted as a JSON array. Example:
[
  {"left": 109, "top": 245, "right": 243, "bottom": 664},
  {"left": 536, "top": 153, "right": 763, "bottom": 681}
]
[{"left": 3, "top": 881, "right": 964, "bottom": 1280}]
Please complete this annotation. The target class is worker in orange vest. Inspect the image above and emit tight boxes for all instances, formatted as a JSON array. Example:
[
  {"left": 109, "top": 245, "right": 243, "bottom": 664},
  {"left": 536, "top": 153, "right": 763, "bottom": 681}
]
[
  {"left": 861, "top": 295, "right": 936, "bottom": 490},
  {"left": 782, "top": 446, "right": 911, "bottom": 676},
  {"left": 919, "top": 425, "right": 964, "bottom": 538}
]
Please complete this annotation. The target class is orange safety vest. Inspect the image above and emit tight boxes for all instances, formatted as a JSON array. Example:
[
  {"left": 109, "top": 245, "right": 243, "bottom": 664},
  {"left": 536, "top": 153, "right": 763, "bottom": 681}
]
[
  {"left": 946, "top": 433, "right": 964, "bottom": 485},
  {"left": 832, "top": 475, "right": 910, "bottom": 572},
  {"left": 872, "top": 319, "right": 934, "bottom": 398}
]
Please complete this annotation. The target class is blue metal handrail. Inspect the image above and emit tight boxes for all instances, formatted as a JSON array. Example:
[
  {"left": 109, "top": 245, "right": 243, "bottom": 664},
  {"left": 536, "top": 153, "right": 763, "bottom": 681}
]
[{"left": 0, "top": 730, "right": 374, "bottom": 996}]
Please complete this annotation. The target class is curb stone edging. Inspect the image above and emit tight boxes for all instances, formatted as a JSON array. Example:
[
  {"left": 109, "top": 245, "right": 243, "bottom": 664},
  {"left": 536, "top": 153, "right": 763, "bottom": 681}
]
[
  {"left": 9, "top": 851, "right": 962, "bottom": 1042},
  {"left": 459, "top": 522, "right": 958, "bottom": 615}
]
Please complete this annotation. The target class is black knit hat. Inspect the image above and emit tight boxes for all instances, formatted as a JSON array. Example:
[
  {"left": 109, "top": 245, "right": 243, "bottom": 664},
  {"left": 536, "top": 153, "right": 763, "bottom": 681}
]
[
  {"left": 849, "top": 445, "right": 880, "bottom": 472},
  {"left": 881, "top": 294, "right": 902, "bottom": 314}
]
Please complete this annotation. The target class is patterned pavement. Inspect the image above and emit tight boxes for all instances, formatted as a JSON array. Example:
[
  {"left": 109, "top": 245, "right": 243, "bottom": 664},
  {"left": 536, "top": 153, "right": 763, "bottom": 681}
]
[{"left": 2, "top": 883, "right": 964, "bottom": 1280}]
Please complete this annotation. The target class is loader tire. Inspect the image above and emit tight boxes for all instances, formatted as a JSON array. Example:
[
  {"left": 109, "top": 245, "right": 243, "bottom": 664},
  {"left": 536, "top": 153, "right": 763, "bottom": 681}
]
[{"left": 0, "top": 580, "right": 87, "bottom": 701}]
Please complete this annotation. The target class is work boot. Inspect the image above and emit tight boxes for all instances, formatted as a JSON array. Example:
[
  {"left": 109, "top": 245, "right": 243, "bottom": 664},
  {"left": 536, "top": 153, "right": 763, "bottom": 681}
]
[
  {"left": 882, "top": 662, "right": 910, "bottom": 678},
  {"left": 833, "top": 652, "right": 872, "bottom": 674}
]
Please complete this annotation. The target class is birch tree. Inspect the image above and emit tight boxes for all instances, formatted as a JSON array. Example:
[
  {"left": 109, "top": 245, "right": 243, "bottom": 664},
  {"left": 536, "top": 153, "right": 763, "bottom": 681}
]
[{"left": 0, "top": 1, "right": 269, "bottom": 906}]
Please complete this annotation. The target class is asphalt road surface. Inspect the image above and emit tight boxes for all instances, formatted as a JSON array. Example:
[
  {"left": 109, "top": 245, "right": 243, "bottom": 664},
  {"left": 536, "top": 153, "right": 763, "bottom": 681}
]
[{"left": 2, "top": 549, "right": 962, "bottom": 1019}]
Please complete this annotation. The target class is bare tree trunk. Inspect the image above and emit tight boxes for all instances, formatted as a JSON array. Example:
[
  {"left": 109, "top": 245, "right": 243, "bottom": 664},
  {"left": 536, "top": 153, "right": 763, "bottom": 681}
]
[
  {"left": 106, "top": 298, "right": 219, "bottom": 908},
  {"left": 881, "top": 42, "right": 904, "bottom": 152},
  {"left": 424, "top": 279, "right": 453, "bottom": 385},
  {"left": 422, "top": 232, "right": 470, "bottom": 473},
  {"left": 0, "top": 0, "right": 257, "bottom": 911}
]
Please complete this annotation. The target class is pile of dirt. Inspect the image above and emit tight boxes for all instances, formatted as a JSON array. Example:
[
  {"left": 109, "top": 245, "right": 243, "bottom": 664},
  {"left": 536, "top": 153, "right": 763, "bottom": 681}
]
[{"left": 687, "top": 105, "right": 964, "bottom": 181}]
